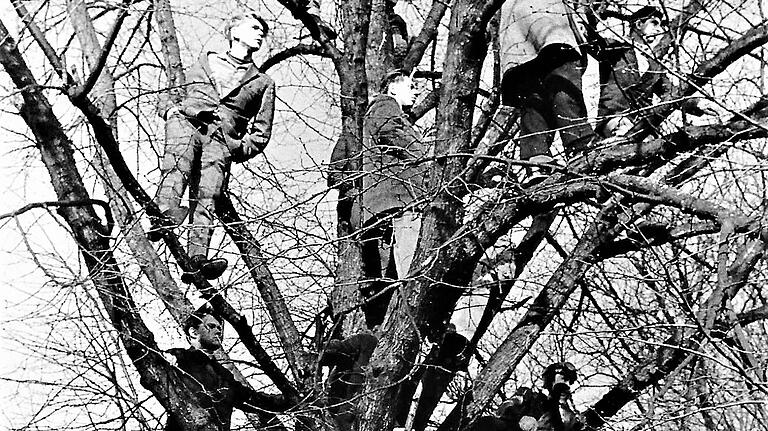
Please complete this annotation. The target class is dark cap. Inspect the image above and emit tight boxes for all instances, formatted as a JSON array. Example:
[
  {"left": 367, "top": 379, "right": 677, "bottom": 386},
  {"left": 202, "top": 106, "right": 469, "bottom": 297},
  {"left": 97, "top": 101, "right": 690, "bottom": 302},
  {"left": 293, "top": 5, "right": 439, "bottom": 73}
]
[
  {"left": 629, "top": 6, "right": 666, "bottom": 25},
  {"left": 380, "top": 69, "right": 409, "bottom": 93}
]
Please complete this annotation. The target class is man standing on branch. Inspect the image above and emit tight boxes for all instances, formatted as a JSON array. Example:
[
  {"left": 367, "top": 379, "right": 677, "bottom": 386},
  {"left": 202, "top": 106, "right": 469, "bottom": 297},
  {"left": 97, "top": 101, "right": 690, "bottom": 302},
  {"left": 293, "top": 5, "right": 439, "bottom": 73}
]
[
  {"left": 359, "top": 70, "right": 430, "bottom": 328},
  {"left": 151, "top": 13, "right": 276, "bottom": 284},
  {"left": 499, "top": 0, "right": 601, "bottom": 185}
]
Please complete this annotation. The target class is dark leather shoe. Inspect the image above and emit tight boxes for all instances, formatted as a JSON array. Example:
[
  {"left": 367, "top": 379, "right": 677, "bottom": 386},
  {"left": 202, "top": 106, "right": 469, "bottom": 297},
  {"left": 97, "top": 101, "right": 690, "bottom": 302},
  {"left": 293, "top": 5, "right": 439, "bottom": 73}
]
[
  {"left": 147, "top": 206, "right": 188, "bottom": 242},
  {"left": 181, "top": 254, "right": 228, "bottom": 283}
]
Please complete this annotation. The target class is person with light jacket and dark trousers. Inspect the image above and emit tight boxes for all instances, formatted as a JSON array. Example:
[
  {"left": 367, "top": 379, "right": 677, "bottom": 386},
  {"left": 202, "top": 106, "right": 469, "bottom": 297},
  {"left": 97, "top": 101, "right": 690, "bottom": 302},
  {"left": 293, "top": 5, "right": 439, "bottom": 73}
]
[
  {"left": 500, "top": 0, "right": 608, "bottom": 185},
  {"left": 152, "top": 13, "right": 276, "bottom": 283},
  {"left": 359, "top": 70, "right": 429, "bottom": 328}
]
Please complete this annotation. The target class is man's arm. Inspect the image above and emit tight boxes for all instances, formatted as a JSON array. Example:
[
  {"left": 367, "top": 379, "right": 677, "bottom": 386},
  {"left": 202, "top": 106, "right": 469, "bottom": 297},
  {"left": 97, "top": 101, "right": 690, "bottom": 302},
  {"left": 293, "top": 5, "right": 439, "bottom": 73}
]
[
  {"left": 243, "top": 76, "right": 276, "bottom": 154},
  {"left": 370, "top": 98, "right": 426, "bottom": 161}
]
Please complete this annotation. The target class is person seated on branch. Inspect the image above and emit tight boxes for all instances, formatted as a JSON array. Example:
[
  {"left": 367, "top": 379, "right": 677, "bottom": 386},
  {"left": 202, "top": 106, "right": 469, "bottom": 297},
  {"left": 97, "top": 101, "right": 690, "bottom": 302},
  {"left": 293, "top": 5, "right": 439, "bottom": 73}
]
[
  {"left": 499, "top": 0, "right": 605, "bottom": 185},
  {"left": 359, "top": 69, "right": 431, "bottom": 328},
  {"left": 165, "top": 306, "right": 287, "bottom": 430},
  {"left": 593, "top": 5, "right": 718, "bottom": 138},
  {"left": 151, "top": 13, "right": 276, "bottom": 284}
]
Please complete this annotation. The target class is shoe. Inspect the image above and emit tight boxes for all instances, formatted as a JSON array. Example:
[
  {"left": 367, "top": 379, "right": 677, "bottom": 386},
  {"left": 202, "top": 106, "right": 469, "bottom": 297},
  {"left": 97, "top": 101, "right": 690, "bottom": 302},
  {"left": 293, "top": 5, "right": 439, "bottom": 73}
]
[
  {"left": 521, "top": 155, "right": 556, "bottom": 188},
  {"left": 147, "top": 206, "right": 188, "bottom": 242},
  {"left": 181, "top": 254, "right": 228, "bottom": 284}
]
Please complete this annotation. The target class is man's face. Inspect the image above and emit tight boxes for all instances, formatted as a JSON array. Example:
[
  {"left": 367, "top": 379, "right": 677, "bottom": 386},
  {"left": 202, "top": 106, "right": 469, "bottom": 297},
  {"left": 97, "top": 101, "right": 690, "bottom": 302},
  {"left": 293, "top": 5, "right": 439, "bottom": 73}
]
[
  {"left": 388, "top": 76, "right": 417, "bottom": 108},
  {"left": 191, "top": 314, "right": 223, "bottom": 350},
  {"left": 231, "top": 19, "right": 265, "bottom": 51},
  {"left": 636, "top": 16, "right": 667, "bottom": 44}
]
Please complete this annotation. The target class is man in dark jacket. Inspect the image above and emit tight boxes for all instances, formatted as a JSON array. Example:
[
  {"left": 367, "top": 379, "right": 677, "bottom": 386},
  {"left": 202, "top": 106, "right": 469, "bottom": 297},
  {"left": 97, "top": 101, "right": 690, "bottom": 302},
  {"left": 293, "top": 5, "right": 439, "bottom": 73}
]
[
  {"left": 319, "top": 331, "right": 379, "bottom": 431},
  {"left": 166, "top": 308, "right": 287, "bottom": 430},
  {"left": 358, "top": 70, "right": 430, "bottom": 328},
  {"left": 536, "top": 362, "right": 582, "bottom": 431},
  {"left": 595, "top": 6, "right": 717, "bottom": 138},
  {"left": 152, "top": 13, "right": 276, "bottom": 283}
]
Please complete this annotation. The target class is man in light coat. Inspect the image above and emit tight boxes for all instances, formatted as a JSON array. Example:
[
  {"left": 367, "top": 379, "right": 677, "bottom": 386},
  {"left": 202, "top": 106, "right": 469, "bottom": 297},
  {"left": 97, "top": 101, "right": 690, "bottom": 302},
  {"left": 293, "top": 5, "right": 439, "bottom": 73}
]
[
  {"left": 152, "top": 14, "right": 275, "bottom": 283},
  {"left": 499, "top": 0, "right": 596, "bottom": 184}
]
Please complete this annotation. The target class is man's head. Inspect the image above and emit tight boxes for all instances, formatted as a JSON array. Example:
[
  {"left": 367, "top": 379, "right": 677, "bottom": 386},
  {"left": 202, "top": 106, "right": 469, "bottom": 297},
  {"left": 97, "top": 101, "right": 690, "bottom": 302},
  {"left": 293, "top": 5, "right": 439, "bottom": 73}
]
[
  {"left": 225, "top": 13, "right": 269, "bottom": 52},
  {"left": 184, "top": 307, "right": 223, "bottom": 351},
  {"left": 380, "top": 69, "right": 417, "bottom": 108},
  {"left": 629, "top": 6, "right": 668, "bottom": 45},
  {"left": 542, "top": 362, "right": 577, "bottom": 398}
]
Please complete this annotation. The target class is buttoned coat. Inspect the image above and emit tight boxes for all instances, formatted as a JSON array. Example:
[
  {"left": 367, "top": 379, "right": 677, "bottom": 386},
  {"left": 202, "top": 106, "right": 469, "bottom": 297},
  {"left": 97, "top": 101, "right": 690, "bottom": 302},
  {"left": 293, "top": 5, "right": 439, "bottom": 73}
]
[
  {"left": 180, "top": 53, "right": 276, "bottom": 162},
  {"left": 595, "top": 40, "right": 671, "bottom": 137},
  {"left": 360, "top": 94, "right": 429, "bottom": 222}
]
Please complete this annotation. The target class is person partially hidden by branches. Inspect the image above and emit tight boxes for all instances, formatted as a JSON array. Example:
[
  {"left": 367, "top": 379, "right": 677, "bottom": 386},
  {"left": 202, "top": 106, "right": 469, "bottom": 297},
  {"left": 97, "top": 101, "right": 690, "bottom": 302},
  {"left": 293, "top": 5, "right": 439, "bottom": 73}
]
[
  {"left": 536, "top": 361, "right": 582, "bottom": 431},
  {"left": 151, "top": 13, "right": 276, "bottom": 283},
  {"left": 409, "top": 324, "right": 474, "bottom": 431},
  {"left": 359, "top": 69, "right": 430, "bottom": 328},
  {"left": 470, "top": 386, "right": 546, "bottom": 431},
  {"left": 165, "top": 306, "right": 288, "bottom": 431},
  {"left": 499, "top": 0, "right": 605, "bottom": 185},
  {"left": 593, "top": 6, "right": 718, "bottom": 138},
  {"left": 319, "top": 330, "right": 379, "bottom": 431}
]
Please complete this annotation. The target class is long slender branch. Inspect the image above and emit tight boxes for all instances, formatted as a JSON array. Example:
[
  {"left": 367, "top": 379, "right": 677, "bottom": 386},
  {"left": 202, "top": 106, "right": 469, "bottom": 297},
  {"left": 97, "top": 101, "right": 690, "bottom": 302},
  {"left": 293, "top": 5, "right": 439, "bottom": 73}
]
[{"left": 70, "top": 0, "right": 136, "bottom": 100}]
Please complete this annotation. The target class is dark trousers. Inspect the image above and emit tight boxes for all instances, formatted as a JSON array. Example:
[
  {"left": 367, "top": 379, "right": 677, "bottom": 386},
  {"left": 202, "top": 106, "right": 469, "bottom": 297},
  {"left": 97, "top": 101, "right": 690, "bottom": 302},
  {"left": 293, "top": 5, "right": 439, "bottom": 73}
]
[{"left": 502, "top": 44, "right": 595, "bottom": 160}]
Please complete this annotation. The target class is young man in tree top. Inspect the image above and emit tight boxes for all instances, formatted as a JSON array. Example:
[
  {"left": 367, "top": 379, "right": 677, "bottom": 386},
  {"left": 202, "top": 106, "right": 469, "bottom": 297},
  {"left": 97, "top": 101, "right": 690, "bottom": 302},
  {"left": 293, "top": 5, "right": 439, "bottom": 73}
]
[
  {"left": 166, "top": 307, "right": 287, "bottom": 430},
  {"left": 359, "top": 69, "right": 429, "bottom": 328},
  {"left": 594, "top": 5, "right": 718, "bottom": 138},
  {"left": 499, "top": 0, "right": 600, "bottom": 185},
  {"left": 151, "top": 13, "right": 276, "bottom": 284}
]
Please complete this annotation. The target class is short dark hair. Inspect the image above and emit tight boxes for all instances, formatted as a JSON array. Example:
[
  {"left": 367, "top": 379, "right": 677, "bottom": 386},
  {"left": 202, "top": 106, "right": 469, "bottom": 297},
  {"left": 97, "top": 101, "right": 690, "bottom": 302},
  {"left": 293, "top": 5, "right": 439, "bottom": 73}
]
[
  {"left": 224, "top": 13, "right": 270, "bottom": 42},
  {"left": 182, "top": 304, "right": 215, "bottom": 336},
  {"left": 629, "top": 6, "right": 667, "bottom": 26},
  {"left": 379, "top": 69, "right": 409, "bottom": 93}
]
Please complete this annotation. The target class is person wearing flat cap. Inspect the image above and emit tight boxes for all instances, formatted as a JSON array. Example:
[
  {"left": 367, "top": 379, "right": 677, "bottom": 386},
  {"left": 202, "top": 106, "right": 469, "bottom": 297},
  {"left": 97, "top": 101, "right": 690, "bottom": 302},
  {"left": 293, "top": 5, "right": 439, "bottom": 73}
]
[{"left": 595, "top": 5, "right": 718, "bottom": 138}]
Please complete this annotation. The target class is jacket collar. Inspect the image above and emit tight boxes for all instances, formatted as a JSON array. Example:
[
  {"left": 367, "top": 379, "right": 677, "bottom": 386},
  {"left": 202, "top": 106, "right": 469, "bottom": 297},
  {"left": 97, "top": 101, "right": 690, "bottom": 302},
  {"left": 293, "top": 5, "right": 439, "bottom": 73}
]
[{"left": 198, "top": 51, "right": 261, "bottom": 98}]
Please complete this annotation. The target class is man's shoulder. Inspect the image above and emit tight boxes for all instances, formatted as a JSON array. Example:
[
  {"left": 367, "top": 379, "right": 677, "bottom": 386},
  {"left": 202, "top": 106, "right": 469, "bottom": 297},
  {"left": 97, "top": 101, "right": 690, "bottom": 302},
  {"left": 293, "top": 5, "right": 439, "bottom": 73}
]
[{"left": 366, "top": 94, "right": 401, "bottom": 118}]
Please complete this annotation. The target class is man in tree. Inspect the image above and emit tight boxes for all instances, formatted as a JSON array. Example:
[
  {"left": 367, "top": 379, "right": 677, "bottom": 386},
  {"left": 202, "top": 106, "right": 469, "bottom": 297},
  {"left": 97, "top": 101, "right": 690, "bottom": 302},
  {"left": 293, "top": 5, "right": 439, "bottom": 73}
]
[
  {"left": 536, "top": 362, "right": 582, "bottom": 431},
  {"left": 499, "top": 0, "right": 597, "bottom": 185},
  {"left": 166, "top": 307, "right": 287, "bottom": 430},
  {"left": 359, "top": 69, "right": 430, "bottom": 328},
  {"left": 319, "top": 330, "right": 379, "bottom": 431},
  {"left": 151, "top": 13, "right": 276, "bottom": 284},
  {"left": 594, "top": 6, "right": 718, "bottom": 138}
]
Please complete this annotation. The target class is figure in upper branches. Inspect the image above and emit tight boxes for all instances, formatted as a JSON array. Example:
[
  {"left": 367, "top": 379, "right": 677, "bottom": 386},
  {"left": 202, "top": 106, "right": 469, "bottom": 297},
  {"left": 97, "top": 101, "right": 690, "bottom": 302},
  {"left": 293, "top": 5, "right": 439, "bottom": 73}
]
[
  {"left": 593, "top": 6, "right": 718, "bottom": 138},
  {"left": 151, "top": 13, "right": 276, "bottom": 283},
  {"left": 359, "top": 69, "right": 430, "bottom": 328},
  {"left": 499, "top": 0, "right": 599, "bottom": 185},
  {"left": 165, "top": 306, "right": 287, "bottom": 430}
]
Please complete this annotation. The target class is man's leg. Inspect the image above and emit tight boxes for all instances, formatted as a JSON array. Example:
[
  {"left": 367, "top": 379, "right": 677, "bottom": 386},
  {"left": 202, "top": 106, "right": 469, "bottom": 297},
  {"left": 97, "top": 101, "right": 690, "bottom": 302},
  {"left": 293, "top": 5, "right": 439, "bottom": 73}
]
[
  {"left": 544, "top": 57, "right": 595, "bottom": 158},
  {"left": 501, "top": 65, "right": 554, "bottom": 162},
  {"left": 360, "top": 216, "right": 395, "bottom": 328},
  {"left": 392, "top": 210, "right": 421, "bottom": 278},
  {"left": 155, "top": 111, "right": 198, "bottom": 216},
  {"left": 183, "top": 135, "right": 230, "bottom": 282}
]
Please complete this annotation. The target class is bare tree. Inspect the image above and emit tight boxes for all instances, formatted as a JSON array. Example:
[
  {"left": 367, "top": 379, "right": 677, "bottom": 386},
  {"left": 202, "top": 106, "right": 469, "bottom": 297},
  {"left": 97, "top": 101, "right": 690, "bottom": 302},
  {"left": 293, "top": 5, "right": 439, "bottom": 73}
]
[{"left": 2, "top": 0, "right": 768, "bottom": 430}]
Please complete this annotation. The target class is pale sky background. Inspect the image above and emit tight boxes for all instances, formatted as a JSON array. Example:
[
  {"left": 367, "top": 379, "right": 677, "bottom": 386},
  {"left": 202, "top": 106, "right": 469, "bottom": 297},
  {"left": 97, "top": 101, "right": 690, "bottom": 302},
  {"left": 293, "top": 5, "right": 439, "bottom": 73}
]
[{"left": 0, "top": 0, "right": 751, "bottom": 428}]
